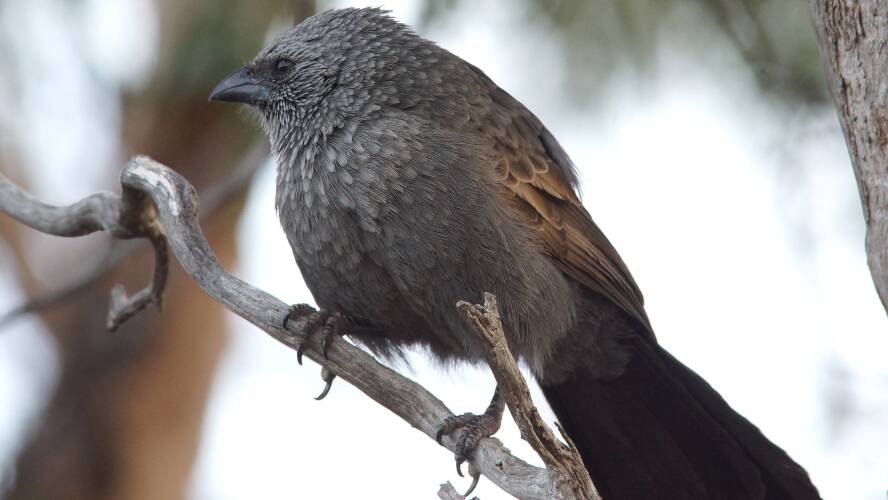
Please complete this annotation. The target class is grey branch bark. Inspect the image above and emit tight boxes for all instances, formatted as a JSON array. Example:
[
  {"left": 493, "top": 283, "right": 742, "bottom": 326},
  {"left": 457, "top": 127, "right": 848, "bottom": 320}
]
[
  {"left": 0, "top": 141, "right": 269, "bottom": 327},
  {"left": 0, "top": 156, "right": 573, "bottom": 499},
  {"left": 809, "top": 0, "right": 888, "bottom": 314},
  {"left": 0, "top": 174, "right": 169, "bottom": 330}
]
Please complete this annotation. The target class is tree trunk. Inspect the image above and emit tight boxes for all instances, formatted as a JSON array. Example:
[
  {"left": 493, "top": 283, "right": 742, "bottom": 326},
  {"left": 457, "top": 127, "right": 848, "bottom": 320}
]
[{"left": 809, "top": 0, "right": 888, "bottom": 314}]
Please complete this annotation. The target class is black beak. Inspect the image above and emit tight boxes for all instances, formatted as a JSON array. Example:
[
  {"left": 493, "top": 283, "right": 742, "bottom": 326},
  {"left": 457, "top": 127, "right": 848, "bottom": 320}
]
[{"left": 209, "top": 66, "right": 269, "bottom": 105}]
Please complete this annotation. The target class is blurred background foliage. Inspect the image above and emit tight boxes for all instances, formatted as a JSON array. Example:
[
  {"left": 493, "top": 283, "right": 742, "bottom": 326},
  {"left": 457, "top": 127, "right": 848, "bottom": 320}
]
[
  {"left": 0, "top": 0, "right": 879, "bottom": 499},
  {"left": 420, "top": 0, "right": 826, "bottom": 103}
]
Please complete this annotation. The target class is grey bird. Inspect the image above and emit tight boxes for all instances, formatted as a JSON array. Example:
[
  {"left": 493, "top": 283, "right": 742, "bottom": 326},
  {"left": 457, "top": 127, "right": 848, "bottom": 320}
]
[{"left": 210, "top": 8, "right": 820, "bottom": 499}]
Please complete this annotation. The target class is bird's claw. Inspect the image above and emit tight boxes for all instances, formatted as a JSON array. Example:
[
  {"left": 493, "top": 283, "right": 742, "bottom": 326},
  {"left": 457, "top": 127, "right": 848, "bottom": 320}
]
[
  {"left": 282, "top": 304, "right": 347, "bottom": 400},
  {"left": 436, "top": 388, "right": 503, "bottom": 493},
  {"left": 436, "top": 413, "right": 471, "bottom": 445},
  {"left": 436, "top": 411, "right": 498, "bottom": 478},
  {"left": 282, "top": 305, "right": 347, "bottom": 365},
  {"left": 282, "top": 303, "right": 314, "bottom": 331},
  {"left": 296, "top": 342, "right": 307, "bottom": 366},
  {"left": 464, "top": 473, "right": 480, "bottom": 498},
  {"left": 315, "top": 365, "right": 336, "bottom": 400}
]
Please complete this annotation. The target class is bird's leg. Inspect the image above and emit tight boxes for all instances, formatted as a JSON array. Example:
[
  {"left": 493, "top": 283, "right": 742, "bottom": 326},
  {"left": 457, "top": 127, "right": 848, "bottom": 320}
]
[
  {"left": 282, "top": 304, "right": 349, "bottom": 399},
  {"left": 436, "top": 386, "right": 505, "bottom": 486}
]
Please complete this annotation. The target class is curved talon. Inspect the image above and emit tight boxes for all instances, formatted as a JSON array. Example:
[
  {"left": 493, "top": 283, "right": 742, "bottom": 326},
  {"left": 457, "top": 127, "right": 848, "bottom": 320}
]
[
  {"left": 455, "top": 430, "right": 468, "bottom": 477},
  {"left": 314, "top": 377, "right": 334, "bottom": 400},
  {"left": 315, "top": 366, "right": 336, "bottom": 401},
  {"left": 463, "top": 474, "right": 480, "bottom": 497},
  {"left": 435, "top": 429, "right": 445, "bottom": 445},
  {"left": 296, "top": 343, "right": 306, "bottom": 366}
]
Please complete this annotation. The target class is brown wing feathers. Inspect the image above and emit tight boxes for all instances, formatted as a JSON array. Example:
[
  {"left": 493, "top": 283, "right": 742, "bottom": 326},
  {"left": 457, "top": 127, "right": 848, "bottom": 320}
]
[{"left": 479, "top": 86, "right": 652, "bottom": 332}]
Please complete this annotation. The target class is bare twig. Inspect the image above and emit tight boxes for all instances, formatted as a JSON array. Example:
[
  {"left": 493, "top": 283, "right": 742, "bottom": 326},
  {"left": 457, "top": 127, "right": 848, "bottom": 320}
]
[
  {"left": 0, "top": 142, "right": 268, "bottom": 327},
  {"left": 0, "top": 175, "right": 169, "bottom": 329},
  {"left": 0, "top": 156, "right": 568, "bottom": 499},
  {"left": 457, "top": 293, "right": 600, "bottom": 500},
  {"left": 106, "top": 233, "right": 168, "bottom": 331}
]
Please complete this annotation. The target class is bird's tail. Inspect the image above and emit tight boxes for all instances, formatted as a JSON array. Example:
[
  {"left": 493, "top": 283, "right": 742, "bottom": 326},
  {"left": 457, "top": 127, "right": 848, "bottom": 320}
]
[{"left": 540, "top": 336, "right": 820, "bottom": 500}]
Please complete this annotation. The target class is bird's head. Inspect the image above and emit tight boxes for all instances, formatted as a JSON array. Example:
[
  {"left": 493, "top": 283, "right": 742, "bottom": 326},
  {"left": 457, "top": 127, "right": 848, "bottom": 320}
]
[{"left": 210, "top": 8, "right": 420, "bottom": 151}]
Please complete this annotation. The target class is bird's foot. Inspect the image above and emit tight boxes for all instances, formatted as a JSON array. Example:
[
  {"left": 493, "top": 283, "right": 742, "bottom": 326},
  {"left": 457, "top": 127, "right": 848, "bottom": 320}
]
[
  {"left": 435, "top": 388, "right": 504, "bottom": 495},
  {"left": 282, "top": 304, "right": 348, "bottom": 400},
  {"left": 282, "top": 304, "right": 348, "bottom": 363},
  {"left": 436, "top": 411, "right": 502, "bottom": 476}
]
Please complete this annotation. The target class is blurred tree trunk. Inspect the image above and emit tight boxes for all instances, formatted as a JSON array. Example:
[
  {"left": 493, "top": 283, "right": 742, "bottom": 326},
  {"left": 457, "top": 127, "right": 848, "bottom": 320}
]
[
  {"left": 4, "top": 2, "right": 315, "bottom": 499},
  {"left": 809, "top": 0, "right": 888, "bottom": 315}
]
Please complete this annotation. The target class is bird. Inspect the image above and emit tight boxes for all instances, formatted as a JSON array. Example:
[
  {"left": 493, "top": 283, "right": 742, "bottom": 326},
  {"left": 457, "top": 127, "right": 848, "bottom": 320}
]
[{"left": 210, "top": 8, "right": 820, "bottom": 499}]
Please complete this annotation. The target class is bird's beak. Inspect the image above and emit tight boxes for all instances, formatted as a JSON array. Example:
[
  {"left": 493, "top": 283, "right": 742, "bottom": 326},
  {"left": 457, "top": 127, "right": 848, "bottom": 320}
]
[{"left": 209, "top": 66, "right": 269, "bottom": 105}]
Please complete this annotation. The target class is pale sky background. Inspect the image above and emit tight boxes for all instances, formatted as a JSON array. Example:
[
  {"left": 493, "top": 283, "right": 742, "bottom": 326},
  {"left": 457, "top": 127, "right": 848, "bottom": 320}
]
[{"left": 1, "top": 0, "right": 887, "bottom": 499}]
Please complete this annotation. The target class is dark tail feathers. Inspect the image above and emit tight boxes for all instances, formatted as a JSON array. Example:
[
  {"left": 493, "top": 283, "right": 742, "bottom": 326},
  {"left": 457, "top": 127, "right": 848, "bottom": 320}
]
[{"left": 541, "top": 339, "right": 820, "bottom": 500}]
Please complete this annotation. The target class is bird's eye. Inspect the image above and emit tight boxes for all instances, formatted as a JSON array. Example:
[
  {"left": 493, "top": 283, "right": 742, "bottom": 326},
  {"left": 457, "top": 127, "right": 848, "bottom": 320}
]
[{"left": 274, "top": 58, "right": 294, "bottom": 75}]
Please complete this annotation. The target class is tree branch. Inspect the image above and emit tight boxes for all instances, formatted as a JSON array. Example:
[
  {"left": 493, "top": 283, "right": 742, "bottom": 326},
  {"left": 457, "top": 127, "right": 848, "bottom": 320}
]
[
  {"left": 809, "top": 0, "right": 888, "bottom": 314},
  {"left": 0, "top": 174, "right": 169, "bottom": 329},
  {"left": 0, "top": 142, "right": 269, "bottom": 327},
  {"left": 0, "top": 156, "right": 573, "bottom": 499}
]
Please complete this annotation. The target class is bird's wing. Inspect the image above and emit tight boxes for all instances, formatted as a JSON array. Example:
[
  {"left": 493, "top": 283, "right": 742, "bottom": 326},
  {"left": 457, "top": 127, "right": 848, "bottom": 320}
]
[{"left": 475, "top": 83, "right": 652, "bottom": 332}]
